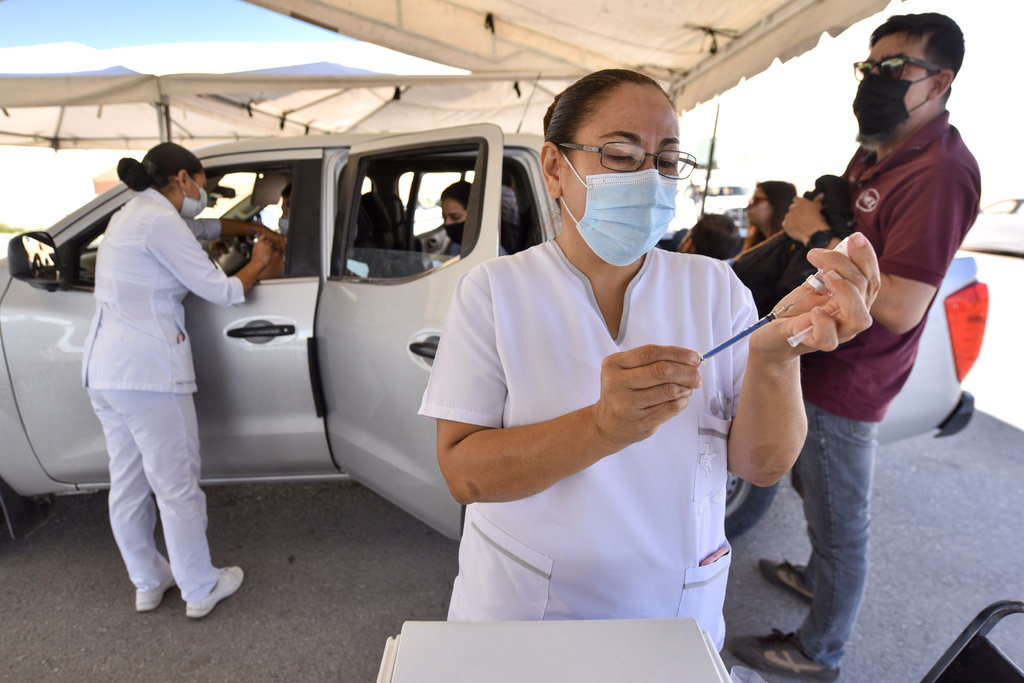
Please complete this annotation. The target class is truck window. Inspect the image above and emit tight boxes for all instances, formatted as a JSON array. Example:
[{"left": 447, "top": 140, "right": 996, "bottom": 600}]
[
  {"left": 69, "top": 159, "right": 322, "bottom": 288},
  {"left": 333, "top": 144, "right": 484, "bottom": 281}
]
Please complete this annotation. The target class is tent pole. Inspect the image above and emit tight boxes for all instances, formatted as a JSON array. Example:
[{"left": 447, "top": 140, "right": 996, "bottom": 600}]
[
  {"left": 52, "top": 106, "right": 65, "bottom": 151},
  {"left": 700, "top": 102, "right": 720, "bottom": 218},
  {"left": 156, "top": 96, "right": 171, "bottom": 143}
]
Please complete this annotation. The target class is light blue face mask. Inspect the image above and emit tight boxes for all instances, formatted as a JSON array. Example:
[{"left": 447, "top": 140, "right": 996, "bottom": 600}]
[
  {"left": 561, "top": 153, "right": 678, "bottom": 266},
  {"left": 179, "top": 174, "right": 208, "bottom": 220}
]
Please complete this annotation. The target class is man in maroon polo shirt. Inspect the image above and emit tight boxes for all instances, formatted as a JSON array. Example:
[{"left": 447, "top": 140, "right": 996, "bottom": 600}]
[{"left": 731, "top": 13, "right": 980, "bottom": 681}]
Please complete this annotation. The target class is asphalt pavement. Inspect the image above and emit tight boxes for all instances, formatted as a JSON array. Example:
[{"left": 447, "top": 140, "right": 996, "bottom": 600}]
[{"left": 2, "top": 409, "right": 1022, "bottom": 683}]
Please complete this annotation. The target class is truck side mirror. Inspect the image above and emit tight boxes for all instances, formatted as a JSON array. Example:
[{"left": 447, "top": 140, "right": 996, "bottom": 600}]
[{"left": 8, "top": 232, "right": 64, "bottom": 291}]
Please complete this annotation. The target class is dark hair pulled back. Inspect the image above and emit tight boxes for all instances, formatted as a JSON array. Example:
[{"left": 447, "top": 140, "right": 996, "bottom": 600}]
[
  {"left": 543, "top": 69, "right": 674, "bottom": 145},
  {"left": 440, "top": 180, "right": 472, "bottom": 209},
  {"left": 117, "top": 142, "right": 204, "bottom": 192}
]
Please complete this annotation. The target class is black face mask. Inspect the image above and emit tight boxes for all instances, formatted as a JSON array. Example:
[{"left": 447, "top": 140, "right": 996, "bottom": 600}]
[
  {"left": 444, "top": 221, "right": 465, "bottom": 244},
  {"left": 852, "top": 73, "right": 911, "bottom": 137}
]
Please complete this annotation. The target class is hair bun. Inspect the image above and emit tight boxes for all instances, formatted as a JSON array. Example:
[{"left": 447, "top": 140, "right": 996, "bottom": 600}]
[{"left": 117, "top": 157, "right": 152, "bottom": 192}]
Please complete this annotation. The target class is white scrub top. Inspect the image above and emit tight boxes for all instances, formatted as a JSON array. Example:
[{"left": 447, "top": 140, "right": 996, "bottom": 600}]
[
  {"left": 82, "top": 188, "right": 245, "bottom": 394},
  {"left": 419, "top": 241, "right": 756, "bottom": 649}
]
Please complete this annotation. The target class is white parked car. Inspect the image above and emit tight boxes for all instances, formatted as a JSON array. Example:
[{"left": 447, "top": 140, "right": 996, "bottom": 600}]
[
  {"left": 961, "top": 198, "right": 1024, "bottom": 256},
  {"left": 0, "top": 126, "right": 987, "bottom": 543}
]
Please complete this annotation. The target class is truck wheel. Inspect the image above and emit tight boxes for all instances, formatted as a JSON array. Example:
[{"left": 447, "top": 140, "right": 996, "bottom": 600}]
[{"left": 724, "top": 474, "right": 779, "bottom": 539}]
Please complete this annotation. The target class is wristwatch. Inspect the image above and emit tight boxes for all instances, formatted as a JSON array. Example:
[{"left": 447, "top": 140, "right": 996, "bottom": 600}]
[{"left": 807, "top": 229, "right": 834, "bottom": 249}]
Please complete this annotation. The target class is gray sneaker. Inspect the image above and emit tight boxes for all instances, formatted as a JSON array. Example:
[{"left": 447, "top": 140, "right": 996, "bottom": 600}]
[
  {"left": 730, "top": 630, "right": 839, "bottom": 681},
  {"left": 186, "top": 567, "right": 244, "bottom": 619},
  {"left": 759, "top": 558, "right": 813, "bottom": 604}
]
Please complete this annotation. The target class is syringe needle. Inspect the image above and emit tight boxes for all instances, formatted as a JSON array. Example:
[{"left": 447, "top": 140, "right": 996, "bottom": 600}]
[{"left": 699, "top": 288, "right": 821, "bottom": 363}]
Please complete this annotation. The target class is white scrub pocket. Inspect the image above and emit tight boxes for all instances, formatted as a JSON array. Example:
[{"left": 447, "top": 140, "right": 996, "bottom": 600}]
[
  {"left": 694, "top": 413, "right": 730, "bottom": 515},
  {"left": 451, "top": 509, "right": 552, "bottom": 621},
  {"left": 676, "top": 544, "right": 732, "bottom": 648}
]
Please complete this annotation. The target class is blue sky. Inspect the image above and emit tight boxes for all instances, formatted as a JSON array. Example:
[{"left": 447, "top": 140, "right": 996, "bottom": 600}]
[{"left": 0, "top": 0, "right": 352, "bottom": 47}]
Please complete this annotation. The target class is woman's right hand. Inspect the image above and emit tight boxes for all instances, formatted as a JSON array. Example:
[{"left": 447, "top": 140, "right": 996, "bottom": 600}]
[
  {"left": 592, "top": 345, "right": 702, "bottom": 449},
  {"left": 251, "top": 236, "right": 276, "bottom": 270}
]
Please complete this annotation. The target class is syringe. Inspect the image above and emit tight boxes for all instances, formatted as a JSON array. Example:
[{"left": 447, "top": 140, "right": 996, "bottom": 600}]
[
  {"left": 699, "top": 300, "right": 800, "bottom": 363},
  {"left": 786, "top": 235, "right": 853, "bottom": 347},
  {"left": 699, "top": 235, "right": 855, "bottom": 362}
]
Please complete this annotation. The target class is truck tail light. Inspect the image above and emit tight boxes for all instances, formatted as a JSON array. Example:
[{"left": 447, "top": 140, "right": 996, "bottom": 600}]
[{"left": 944, "top": 281, "right": 988, "bottom": 382}]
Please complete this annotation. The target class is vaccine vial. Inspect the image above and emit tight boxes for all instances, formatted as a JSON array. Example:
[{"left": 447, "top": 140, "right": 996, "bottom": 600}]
[{"left": 804, "top": 234, "right": 854, "bottom": 293}]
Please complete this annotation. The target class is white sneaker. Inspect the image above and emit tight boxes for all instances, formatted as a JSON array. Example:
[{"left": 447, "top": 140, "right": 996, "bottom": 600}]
[
  {"left": 186, "top": 567, "right": 244, "bottom": 618},
  {"left": 136, "top": 575, "right": 176, "bottom": 612}
]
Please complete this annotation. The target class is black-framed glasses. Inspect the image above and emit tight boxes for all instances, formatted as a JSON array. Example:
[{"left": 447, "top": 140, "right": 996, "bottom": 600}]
[
  {"left": 558, "top": 142, "right": 697, "bottom": 180},
  {"left": 853, "top": 55, "right": 943, "bottom": 81}
]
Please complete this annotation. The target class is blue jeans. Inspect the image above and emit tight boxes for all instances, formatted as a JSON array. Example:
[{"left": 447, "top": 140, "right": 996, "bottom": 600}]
[{"left": 794, "top": 399, "right": 878, "bottom": 669}]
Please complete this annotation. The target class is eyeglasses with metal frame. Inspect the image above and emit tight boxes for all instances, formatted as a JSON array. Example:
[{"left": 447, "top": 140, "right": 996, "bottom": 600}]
[
  {"left": 853, "top": 55, "right": 943, "bottom": 81},
  {"left": 558, "top": 142, "right": 697, "bottom": 180}
]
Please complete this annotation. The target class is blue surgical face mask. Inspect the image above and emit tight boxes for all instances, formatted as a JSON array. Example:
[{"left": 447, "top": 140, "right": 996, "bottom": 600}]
[
  {"left": 179, "top": 174, "right": 208, "bottom": 220},
  {"left": 277, "top": 217, "right": 289, "bottom": 235},
  {"left": 560, "top": 153, "right": 677, "bottom": 266}
]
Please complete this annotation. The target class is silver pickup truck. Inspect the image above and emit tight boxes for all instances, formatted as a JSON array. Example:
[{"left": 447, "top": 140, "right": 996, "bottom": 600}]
[{"left": 0, "top": 126, "right": 988, "bottom": 543}]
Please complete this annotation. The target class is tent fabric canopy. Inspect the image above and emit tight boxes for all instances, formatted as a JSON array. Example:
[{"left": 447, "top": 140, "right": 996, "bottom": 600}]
[
  {"left": 243, "top": 0, "right": 895, "bottom": 110},
  {"left": 0, "top": 0, "right": 899, "bottom": 150},
  {"left": 0, "top": 65, "right": 575, "bottom": 149}
]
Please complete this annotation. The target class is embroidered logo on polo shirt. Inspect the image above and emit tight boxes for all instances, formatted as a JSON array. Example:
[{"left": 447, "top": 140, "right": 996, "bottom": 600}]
[{"left": 856, "top": 188, "right": 880, "bottom": 213}]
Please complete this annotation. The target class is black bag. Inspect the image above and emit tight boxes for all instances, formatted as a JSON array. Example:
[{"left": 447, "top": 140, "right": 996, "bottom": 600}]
[{"left": 732, "top": 175, "right": 854, "bottom": 318}]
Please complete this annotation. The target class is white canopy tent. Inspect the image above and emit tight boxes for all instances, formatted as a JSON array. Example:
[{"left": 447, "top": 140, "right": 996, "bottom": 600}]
[
  {"left": 242, "top": 0, "right": 898, "bottom": 111},
  {"left": 0, "top": 0, "right": 899, "bottom": 150},
  {"left": 0, "top": 42, "right": 576, "bottom": 149},
  {"left": 0, "top": 65, "right": 576, "bottom": 149}
]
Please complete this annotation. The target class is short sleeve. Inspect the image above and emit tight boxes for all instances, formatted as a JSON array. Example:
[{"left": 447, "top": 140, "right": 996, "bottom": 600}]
[
  {"left": 879, "top": 173, "right": 978, "bottom": 288},
  {"left": 728, "top": 271, "right": 757, "bottom": 401},
  {"left": 419, "top": 269, "right": 507, "bottom": 428}
]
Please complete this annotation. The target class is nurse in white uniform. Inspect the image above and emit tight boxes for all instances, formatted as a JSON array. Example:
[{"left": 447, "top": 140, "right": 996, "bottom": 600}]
[
  {"left": 419, "top": 70, "right": 880, "bottom": 648},
  {"left": 82, "top": 142, "right": 284, "bottom": 618}
]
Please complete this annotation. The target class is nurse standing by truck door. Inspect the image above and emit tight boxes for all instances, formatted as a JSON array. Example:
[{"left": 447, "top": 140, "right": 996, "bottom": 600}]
[
  {"left": 419, "top": 69, "right": 881, "bottom": 648},
  {"left": 82, "top": 142, "right": 282, "bottom": 618}
]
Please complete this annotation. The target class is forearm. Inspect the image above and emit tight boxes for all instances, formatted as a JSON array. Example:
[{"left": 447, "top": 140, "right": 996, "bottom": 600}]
[
  {"left": 438, "top": 407, "right": 622, "bottom": 504},
  {"left": 232, "top": 256, "right": 270, "bottom": 293},
  {"left": 218, "top": 218, "right": 261, "bottom": 238},
  {"left": 727, "top": 352, "right": 806, "bottom": 487},
  {"left": 870, "top": 272, "right": 936, "bottom": 334}
]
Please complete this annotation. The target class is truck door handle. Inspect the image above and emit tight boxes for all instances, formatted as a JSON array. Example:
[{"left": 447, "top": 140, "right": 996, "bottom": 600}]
[
  {"left": 409, "top": 341, "right": 437, "bottom": 359},
  {"left": 227, "top": 324, "right": 296, "bottom": 339}
]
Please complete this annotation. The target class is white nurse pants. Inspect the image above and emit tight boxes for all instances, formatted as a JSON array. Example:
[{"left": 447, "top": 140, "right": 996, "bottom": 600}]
[{"left": 88, "top": 388, "right": 219, "bottom": 602}]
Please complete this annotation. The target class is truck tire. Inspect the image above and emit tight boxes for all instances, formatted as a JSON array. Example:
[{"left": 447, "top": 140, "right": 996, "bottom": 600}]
[{"left": 724, "top": 475, "right": 778, "bottom": 539}]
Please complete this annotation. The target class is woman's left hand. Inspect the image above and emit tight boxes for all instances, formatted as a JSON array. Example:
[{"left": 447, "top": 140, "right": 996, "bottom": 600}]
[{"left": 750, "top": 232, "right": 880, "bottom": 360}]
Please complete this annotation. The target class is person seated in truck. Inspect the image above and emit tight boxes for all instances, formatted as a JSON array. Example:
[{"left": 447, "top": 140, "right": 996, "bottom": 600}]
[
  {"left": 418, "top": 68, "right": 880, "bottom": 650},
  {"left": 440, "top": 180, "right": 516, "bottom": 257},
  {"left": 439, "top": 180, "right": 471, "bottom": 256}
]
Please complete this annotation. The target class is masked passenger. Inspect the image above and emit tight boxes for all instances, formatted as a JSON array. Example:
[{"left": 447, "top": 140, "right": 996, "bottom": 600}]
[
  {"left": 440, "top": 180, "right": 471, "bottom": 256},
  {"left": 419, "top": 69, "right": 880, "bottom": 648}
]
